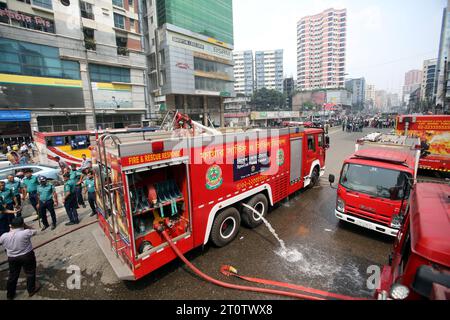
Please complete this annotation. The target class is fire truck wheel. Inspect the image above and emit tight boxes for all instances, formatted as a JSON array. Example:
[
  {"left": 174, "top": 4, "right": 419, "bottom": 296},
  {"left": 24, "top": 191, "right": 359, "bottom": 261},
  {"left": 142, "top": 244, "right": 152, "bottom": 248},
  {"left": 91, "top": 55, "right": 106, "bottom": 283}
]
[
  {"left": 241, "top": 194, "right": 268, "bottom": 229},
  {"left": 308, "top": 167, "right": 320, "bottom": 189},
  {"left": 210, "top": 207, "right": 241, "bottom": 247}
]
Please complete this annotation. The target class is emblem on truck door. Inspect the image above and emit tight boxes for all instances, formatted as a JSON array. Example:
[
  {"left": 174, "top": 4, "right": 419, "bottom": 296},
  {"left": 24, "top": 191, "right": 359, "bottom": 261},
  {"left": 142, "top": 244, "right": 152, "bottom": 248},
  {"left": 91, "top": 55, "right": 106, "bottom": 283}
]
[
  {"left": 206, "top": 165, "right": 223, "bottom": 190},
  {"left": 277, "top": 149, "right": 285, "bottom": 166}
]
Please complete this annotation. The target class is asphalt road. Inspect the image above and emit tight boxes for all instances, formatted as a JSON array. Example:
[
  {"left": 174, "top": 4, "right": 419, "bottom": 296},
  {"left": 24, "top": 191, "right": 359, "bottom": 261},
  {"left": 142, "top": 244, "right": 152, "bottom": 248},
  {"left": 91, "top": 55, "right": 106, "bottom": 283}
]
[{"left": 0, "top": 127, "right": 404, "bottom": 300}]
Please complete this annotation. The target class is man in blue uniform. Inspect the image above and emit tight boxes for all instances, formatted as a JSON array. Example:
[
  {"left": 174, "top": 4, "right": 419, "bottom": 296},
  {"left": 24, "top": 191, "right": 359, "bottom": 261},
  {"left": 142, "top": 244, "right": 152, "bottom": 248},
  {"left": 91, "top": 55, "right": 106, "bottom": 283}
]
[
  {"left": 22, "top": 169, "right": 40, "bottom": 222},
  {"left": 83, "top": 170, "right": 97, "bottom": 217},
  {"left": 70, "top": 164, "right": 85, "bottom": 209},
  {"left": 5, "top": 175, "right": 23, "bottom": 217},
  {"left": 36, "top": 176, "right": 58, "bottom": 231},
  {"left": 63, "top": 173, "right": 79, "bottom": 225}
]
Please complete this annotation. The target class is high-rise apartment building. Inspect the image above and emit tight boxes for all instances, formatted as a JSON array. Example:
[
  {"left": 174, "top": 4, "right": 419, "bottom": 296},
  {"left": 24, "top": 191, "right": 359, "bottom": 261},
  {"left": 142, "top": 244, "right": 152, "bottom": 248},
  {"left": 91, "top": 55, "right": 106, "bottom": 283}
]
[
  {"left": 365, "top": 84, "right": 376, "bottom": 106},
  {"left": 142, "top": 0, "right": 235, "bottom": 125},
  {"left": 297, "top": 8, "right": 347, "bottom": 90},
  {"left": 233, "top": 50, "right": 254, "bottom": 96},
  {"left": 402, "top": 69, "right": 423, "bottom": 104},
  {"left": 255, "top": 50, "right": 284, "bottom": 92},
  {"left": 435, "top": 0, "right": 450, "bottom": 112},
  {"left": 421, "top": 58, "right": 437, "bottom": 102},
  {"left": 0, "top": 0, "right": 147, "bottom": 136}
]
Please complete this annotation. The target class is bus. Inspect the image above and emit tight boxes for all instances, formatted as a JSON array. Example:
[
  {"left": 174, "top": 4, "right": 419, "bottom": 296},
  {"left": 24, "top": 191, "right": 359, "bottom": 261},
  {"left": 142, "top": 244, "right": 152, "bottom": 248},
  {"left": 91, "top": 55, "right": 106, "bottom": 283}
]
[{"left": 33, "top": 127, "right": 160, "bottom": 167}]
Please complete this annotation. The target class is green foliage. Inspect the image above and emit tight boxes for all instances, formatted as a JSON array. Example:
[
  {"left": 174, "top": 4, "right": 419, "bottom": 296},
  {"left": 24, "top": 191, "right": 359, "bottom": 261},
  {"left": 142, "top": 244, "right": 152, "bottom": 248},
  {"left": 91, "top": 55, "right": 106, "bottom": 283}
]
[{"left": 250, "top": 88, "right": 287, "bottom": 110}]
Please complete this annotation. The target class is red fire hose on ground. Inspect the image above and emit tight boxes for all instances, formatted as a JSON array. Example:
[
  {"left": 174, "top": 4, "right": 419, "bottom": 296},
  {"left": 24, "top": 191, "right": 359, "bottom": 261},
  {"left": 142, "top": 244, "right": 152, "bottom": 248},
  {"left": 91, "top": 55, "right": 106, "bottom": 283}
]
[{"left": 158, "top": 226, "right": 368, "bottom": 300}]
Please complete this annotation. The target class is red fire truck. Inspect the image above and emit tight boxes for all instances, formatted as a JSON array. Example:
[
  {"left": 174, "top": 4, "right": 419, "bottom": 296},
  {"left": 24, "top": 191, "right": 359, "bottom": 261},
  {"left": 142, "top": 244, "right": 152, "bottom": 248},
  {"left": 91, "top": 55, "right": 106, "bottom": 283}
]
[
  {"left": 396, "top": 115, "right": 450, "bottom": 173},
  {"left": 91, "top": 114, "right": 328, "bottom": 280},
  {"left": 376, "top": 182, "right": 450, "bottom": 300},
  {"left": 329, "top": 133, "right": 420, "bottom": 236}
]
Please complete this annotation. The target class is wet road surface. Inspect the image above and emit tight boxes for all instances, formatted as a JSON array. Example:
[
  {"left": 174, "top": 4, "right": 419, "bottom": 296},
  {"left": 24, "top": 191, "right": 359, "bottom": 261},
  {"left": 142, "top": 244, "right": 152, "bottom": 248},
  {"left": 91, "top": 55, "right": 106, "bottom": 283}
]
[{"left": 0, "top": 127, "right": 410, "bottom": 300}]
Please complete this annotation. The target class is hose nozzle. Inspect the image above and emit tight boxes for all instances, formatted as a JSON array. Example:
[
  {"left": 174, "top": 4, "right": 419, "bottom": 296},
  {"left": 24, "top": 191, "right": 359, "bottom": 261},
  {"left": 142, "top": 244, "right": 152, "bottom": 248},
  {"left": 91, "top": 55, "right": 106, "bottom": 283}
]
[{"left": 220, "top": 265, "right": 238, "bottom": 277}]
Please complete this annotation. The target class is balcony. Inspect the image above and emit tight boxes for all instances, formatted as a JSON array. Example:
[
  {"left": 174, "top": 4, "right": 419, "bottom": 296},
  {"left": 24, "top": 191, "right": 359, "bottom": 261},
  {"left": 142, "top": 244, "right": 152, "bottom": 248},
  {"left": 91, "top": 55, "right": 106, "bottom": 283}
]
[
  {"left": 84, "top": 38, "right": 96, "bottom": 51},
  {"left": 117, "top": 46, "right": 129, "bottom": 56}
]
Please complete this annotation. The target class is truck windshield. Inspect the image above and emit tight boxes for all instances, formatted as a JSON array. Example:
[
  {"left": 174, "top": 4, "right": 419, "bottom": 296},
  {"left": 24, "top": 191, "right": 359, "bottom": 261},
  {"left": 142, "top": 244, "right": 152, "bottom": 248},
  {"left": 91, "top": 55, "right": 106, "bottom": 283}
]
[{"left": 340, "top": 163, "right": 411, "bottom": 200}]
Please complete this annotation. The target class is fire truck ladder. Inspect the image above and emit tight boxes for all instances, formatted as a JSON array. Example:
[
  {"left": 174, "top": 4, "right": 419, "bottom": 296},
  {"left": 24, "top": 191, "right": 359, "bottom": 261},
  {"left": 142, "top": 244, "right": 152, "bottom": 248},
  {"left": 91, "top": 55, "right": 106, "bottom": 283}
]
[{"left": 98, "top": 133, "right": 123, "bottom": 258}]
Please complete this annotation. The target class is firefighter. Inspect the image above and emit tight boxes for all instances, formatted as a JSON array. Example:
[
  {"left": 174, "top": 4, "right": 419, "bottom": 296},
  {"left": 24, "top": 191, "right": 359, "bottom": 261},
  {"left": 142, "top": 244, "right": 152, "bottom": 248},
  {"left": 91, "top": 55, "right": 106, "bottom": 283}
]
[
  {"left": 22, "top": 169, "right": 40, "bottom": 222},
  {"left": 83, "top": 170, "right": 97, "bottom": 217},
  {"left": 63, "top": 173, "right": 79, "bottom": 225},
  {"left": 36, "top": 176, "right": 58, "bottom": 231},
  {"left": 5, "top": 175, "right": 23, "bottom": 217}
]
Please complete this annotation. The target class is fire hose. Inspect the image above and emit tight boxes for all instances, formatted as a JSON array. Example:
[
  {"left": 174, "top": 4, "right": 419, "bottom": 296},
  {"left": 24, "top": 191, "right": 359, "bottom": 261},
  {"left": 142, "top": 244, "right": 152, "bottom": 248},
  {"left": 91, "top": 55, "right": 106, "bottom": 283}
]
[
  {"left": 157, "top": 223, "right": 367, "bottom": 300},
  {"left": 0, "top": 220, "right": 98, "bottom": 270}
]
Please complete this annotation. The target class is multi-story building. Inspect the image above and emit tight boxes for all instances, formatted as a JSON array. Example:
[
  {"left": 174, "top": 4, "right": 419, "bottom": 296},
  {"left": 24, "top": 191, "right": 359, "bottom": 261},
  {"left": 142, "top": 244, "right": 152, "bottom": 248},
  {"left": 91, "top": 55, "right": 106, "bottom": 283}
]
[
  {"left": 255, "top": 49, "right": 284, "bottom": 92},
  {"left": 0, "top": 0, "right": 147, "bottom": 138},
  {"left": 402, "top": 69, "right": 423, "bottom": 104},
  {"left": 435, "top": 0, "right": 450, "bottom": 113},
  {"left": 297, "top": 8, "right": 347, "bottom": 90},
  {"left": 142, "top": 0, "right": 235, "bottom": 126},
  {"left": 233, "top": 50, "right": 254, "bottom": 97},
  {"left": 375, "top": 90, "right": 388, "bottom": 111},
  {"left": 365, "top": 84, "right": 376, "bottom": 108},
  {"left": 283, "top": 77, "right": 295, "bottom": 108},
  {"left": 345, "top": 77, "right": 365, "bottom": 110},
  {"left": 421, "top": 58, "right": 437, "bottom": 103}
]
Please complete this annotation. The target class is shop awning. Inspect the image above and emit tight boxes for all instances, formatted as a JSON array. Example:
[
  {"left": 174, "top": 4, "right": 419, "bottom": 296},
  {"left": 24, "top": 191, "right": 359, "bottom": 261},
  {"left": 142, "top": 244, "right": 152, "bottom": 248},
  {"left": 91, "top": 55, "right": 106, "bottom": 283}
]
[{"left": 0, "top": 110, "right": 31, "bottom": 122}]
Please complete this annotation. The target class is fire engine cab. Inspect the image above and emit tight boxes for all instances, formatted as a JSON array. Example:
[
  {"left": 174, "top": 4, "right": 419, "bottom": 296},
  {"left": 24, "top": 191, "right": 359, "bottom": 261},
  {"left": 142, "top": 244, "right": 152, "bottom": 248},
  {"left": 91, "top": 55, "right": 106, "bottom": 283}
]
[
  {"left": 377, "top": 182, "right": 450, "bottom": 300},
  {"left": 91, "top": 114, "right": 328, "bottom": 280},
  {"left": 329, "top": 133, "right": 420, "bottom": 237}
]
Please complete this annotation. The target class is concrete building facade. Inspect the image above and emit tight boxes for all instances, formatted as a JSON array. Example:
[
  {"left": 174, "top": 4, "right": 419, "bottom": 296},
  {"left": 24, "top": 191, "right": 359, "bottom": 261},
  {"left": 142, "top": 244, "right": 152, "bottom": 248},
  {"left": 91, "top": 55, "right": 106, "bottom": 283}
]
[
  {"left": 435, "top": 0, "right": 450, "bottom": 112},
  {"left": 283, "top": 77, "right": 295, "bottom": 108},
  {"left": 142, "top": 0, "right": 235, "bottom": 126},
  {"left": 402, "top": 69, "right": 423, "bottom": 104},
  {"left": 233, "top": 50, "right": 254, "bottom": 97},
  {"left": 0, "top": 0, "right": 147, "bottom": 138},
  {"left": 421, "top": 58, "right": 437, "bottom": 102},
  {"left": 255, "top": 49, "right": 284, "bottom": 92},
  {"left": 297, "top": 8, "right": 346, "bottom": 90},
  {"left": 345, "top": 77, "right": 365, "bottom": 109}
]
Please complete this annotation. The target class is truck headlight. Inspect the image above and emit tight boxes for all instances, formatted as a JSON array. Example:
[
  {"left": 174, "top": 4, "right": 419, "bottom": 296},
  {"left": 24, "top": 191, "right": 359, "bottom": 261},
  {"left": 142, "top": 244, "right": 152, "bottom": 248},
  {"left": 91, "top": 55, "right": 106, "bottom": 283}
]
[
  {"left": 336, "top": 197, "right": 345, "bottom": 213},
  {"left": 390, "top": 215, "right": 402, "bottom": 229},
  {"left": 390, "top": 283, "right": 410, "bottom": 300}
]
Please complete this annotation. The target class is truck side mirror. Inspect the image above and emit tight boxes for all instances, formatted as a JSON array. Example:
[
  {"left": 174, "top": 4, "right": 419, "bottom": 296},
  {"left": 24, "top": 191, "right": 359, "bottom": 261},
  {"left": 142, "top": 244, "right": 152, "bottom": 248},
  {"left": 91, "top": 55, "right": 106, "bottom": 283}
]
[{"left": 328, "top": 174, "right": 335, "bottom": 184}]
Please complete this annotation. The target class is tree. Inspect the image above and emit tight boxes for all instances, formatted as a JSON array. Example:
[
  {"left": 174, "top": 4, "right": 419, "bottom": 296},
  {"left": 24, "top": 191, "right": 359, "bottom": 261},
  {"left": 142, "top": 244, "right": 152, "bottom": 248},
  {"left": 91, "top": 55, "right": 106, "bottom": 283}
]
[{"left": 250, "top": 88, "right": 287, "bottom": 110}]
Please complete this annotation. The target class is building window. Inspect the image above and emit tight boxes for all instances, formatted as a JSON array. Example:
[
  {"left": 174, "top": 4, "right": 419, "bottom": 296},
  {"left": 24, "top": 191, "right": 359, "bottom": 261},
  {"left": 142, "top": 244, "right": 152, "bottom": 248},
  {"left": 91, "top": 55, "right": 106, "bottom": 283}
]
[
  {"left": 0, "top": 3, "right": 55, "bottom": 33},
  {"left": 114, "top": 13, "right": 125, "bottom": 29},
  {"left": 32, "top": 0, "right": 52, "bottom": 10},
  {"left": 112, "top": 0, "right": 123, "bottom": 8},
  {"left": 89, "top": 63, "right": 130, "bottom": 83},
  {"left": 128, "top": 0, "right": 134, "bottom": 6},
  {"left": 116, "top": 36, "right": 128, "bottom": 56},
  {"left": 195, "top": 76, "right": 231, "bottom": 92},
  {"left": 83, "top": 27, "right": 96, "bottom": 50},
  {"left": 194, "top": 57, "right": 233, "bottom": 75},
  {"left": 0, "top": 38, "right": 80, "bottom": 80},
  {"left": 80, "top": 1, "right": 94, "bottom": 20}
]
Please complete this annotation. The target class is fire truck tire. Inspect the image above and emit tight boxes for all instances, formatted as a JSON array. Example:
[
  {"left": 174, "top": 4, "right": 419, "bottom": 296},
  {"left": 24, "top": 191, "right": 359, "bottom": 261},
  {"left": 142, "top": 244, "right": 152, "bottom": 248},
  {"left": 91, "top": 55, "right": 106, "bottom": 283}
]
[
  {"left": 241, "top": 194, "right": 268, "bottom": 229},
  {"left": 210, "top": 207, "right": 241, "bottom": 247},
  {"left": 308, "top": 167, "right": 320, "bottom": 189}
]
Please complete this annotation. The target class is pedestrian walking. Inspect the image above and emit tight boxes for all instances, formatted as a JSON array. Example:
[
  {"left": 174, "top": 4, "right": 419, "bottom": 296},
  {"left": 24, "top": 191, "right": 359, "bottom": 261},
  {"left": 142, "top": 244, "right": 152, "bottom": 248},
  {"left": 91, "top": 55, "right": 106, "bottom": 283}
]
[
  {"left": 19, "top": 142, "right": 28, "bottom": 154},
  {"left": 55, "top": 156, "right": 69, "bottom": 174},
  {"left": 84, "top": 170, "right": 97, "bottom": 217},
  {"left": 22, "top": 169, "right": 40, "bottom": 222},
  {"left": 36, "top": 176, "right": 58, "bottom": 231},
  {"left": 70, "top": 164, "right": 85, "bottom": 208},
  {"left": 63, "top": 173, "right": 79, "bottom": 225},
  {"left": 0, "top": 216, "right": 41, "bottom": 300},
  {"left": 5, "top": 175, "right": 23, "bottom": 217}
]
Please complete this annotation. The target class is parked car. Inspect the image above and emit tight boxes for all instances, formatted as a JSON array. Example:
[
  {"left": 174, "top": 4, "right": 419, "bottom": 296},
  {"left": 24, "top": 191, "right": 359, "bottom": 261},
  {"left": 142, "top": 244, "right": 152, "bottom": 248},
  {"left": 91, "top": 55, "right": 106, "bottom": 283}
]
[{"left": 0, "top": 164, "right": 61, "bottom": 184}]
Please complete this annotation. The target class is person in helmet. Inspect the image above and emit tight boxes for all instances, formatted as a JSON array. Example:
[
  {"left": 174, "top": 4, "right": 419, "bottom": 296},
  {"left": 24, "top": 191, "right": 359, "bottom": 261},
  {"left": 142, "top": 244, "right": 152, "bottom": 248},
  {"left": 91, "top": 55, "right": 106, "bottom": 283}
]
[{"left": 36, "top": 176, "right": 58, "bottom": 231}]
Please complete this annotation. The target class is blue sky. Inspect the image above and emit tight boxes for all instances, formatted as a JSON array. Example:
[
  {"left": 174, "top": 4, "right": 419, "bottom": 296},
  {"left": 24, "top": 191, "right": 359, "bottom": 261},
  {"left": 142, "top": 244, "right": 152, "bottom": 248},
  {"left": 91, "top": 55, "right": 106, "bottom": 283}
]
[{"left": 233, "top": 0, "right": 446, "bottom": 94}]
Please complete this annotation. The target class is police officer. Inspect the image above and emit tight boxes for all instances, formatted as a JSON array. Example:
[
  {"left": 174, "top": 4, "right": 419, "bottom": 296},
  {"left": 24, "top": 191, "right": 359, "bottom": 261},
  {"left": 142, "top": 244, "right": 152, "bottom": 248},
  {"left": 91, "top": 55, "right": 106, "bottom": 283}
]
[
  {"left": 70, "top": 164, "right": 85, "bottom": 209},
  {"left": 83, "top": 170, "right": 96, "bottom": 217},
  {"left": 0, "top": 181, "right": 18, "bottom": 214},
  {"left": 63, "top": 173, "right": 79, "bottom": 226},
  {"left": 0, "top": 197, "right": 16, "bottom": 237},
  {"left": 36, "top": 176, "right": 58, "bottom": 231},
  {"left": 22, "top": 169, "right": 40, "bottom": 222},
  {"left": 5, "top": 175, "right": 23, "bottom": 217}
]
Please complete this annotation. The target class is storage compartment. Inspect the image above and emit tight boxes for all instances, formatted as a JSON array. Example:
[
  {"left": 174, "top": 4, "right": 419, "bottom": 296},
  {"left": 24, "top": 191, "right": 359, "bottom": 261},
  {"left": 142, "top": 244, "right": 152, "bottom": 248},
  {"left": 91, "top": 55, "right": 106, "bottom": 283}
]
[{"left": 126, "top": 162, "right": 191, "bottom": 258}]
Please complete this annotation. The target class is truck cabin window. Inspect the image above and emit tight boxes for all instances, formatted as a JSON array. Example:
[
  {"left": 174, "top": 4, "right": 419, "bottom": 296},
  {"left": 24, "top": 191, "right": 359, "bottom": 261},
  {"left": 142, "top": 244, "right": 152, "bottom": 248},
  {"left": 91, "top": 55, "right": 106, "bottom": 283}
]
[
  {"left": 307, "top": 135, "right": 316, "bottom": 152},
  {"left": 340, "top": 164, "right": 411, "bottom": 200}
]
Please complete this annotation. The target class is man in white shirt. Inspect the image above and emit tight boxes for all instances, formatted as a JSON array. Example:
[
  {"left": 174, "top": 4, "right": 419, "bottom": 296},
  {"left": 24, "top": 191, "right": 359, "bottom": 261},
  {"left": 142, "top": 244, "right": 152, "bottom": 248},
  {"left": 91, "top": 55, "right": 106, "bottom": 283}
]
[{"left": 0, "top": 217, "right": 41, "bottom": 300}]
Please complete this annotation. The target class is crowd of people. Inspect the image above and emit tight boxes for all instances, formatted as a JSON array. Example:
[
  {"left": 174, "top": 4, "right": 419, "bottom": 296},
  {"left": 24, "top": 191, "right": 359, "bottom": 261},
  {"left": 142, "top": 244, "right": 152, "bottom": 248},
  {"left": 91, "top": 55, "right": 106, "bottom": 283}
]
[
  {"left": 341, "top": 116, "right": 396, "bottom": 133},
  {"left": 0, "top": 154, "right": 96, "bottom": 300},
  {"left": 1, "top": 140, "right": 38, "bottom": 165}
]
